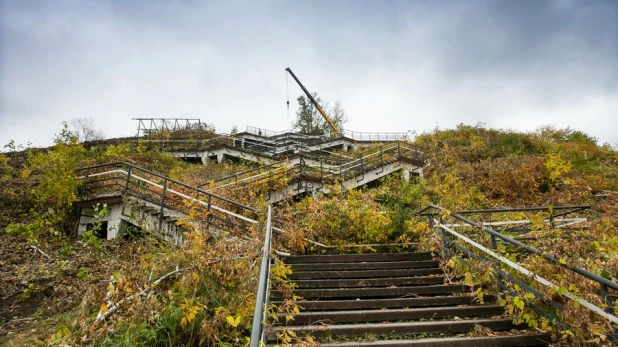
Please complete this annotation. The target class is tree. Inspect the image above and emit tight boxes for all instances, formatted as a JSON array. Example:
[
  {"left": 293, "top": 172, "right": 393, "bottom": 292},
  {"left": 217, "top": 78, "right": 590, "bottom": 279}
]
[
  {"left": 69, "top": 117, "right": 105, "bottom": 142},
  {"left": 292, "top": 93, "right": 347, "bottom": 135}
]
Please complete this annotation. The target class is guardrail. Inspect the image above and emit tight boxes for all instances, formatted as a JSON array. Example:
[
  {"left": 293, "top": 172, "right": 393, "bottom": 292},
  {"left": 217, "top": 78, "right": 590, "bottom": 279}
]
[
  {"left": 416, "top": 204, "right": 618, "bottom": 336},
  {"left": 76, "top": 162, "right": 260, "bottom": 234},
  {"left": 245, "top": 126, "right": 408, "bottom": 142},
  {"left": 202, "top": 141, "right": 425, "bottom": 194},
  {"left": 249, "top": 205, "right": 273, "bottom": 347}
]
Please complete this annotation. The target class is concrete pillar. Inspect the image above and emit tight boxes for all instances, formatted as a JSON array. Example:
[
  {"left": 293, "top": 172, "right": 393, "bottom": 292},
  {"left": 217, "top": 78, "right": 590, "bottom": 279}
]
[
  {"left": 107, "top": 219, "right": 122, "bottom": 240},
  {"left": 217, "top": 153, "right": 224, "bottom": 163},
  {"left": 77, "top": 219, "right": 88, "bottom": 236},
  {"left": 201, "top": 154, "right": 210, "bottom": 165},
  {"left": 402, "top": 169, "right": 410, "bottom": 182}
]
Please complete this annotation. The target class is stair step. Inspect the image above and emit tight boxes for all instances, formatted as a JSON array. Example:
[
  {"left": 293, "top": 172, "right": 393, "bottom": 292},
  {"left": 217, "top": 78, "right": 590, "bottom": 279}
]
[
  {"left": 277, "top": 305, "right": 505, "bottom": 324},
  {"left": 271, "top": 295, "right": 496, "bottom": 311},
  {"left": 293, "top": 276, "right": 446, "bottom": 289},
  {"left": 290, "top": 260, "right": 440, "bottom": 271},
  {"left": 282, "top": 252, "right": 432, "bottom": 264},
  {"left": 270, "top": 284, "right": 472, "bottom": 300},
  {"left": 316, "top": 334, "right": 552, "bottom": 346},
  {"left": 289, "top": 268, "right": 443, "bottom": 280},
  {"left": 267, "top": 318, "right": 517, "bottom": 340}
]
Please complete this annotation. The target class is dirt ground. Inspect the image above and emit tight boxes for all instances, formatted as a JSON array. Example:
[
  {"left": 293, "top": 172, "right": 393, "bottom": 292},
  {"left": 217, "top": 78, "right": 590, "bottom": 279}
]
[{"left": 0, "top": 231, "right": 162, "bottom": 345}]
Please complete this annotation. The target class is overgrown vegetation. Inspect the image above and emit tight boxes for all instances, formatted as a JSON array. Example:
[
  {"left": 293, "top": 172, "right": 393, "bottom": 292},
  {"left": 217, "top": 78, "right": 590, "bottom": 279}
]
[{"left": 1, "top": 122, "right": 617, "bottom": 346}]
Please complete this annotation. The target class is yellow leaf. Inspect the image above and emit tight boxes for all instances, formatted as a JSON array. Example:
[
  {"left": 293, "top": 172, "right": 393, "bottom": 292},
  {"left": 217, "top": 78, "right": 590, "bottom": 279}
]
[
  {"left": 226, "top": 315, "right": 241, "bottom": 327},
  {"left": 100, "top": 303, "right": 108, "bottom": 314},
  {"left": 559, "top": 258, "right": 566, "bottom": 265}
]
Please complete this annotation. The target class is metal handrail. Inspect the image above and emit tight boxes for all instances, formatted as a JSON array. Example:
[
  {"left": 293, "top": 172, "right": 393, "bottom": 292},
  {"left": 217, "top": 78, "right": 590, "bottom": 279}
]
[
  {"left": 205, "top": 142, "right": 422, "bottom": 193},
  {"left": 418, "top": 204, "right": 618, "bottom": 327},
  {"left": 77, "top": 162, "right": 260, "bottom": 234},
  {"left": 77, "top": 162, "right": 257, "bottom": 212},
  {"left": 250, "top": 205, "right": 273, "bottom": 346},
  {"left": 422, "top": 204, "right": 617, "bottom": 291}
]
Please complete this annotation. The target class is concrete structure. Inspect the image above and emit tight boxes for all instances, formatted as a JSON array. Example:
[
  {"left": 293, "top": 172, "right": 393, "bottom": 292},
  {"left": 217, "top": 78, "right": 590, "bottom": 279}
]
[{"left": 78, "top": 195, "right": 185, "bottom": 245}]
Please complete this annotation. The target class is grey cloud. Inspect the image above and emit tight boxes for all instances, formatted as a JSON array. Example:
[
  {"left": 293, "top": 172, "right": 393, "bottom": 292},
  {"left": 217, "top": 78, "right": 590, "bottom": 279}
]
[{"left": 0, "top": 0, "right": 617, "bottom": 147}]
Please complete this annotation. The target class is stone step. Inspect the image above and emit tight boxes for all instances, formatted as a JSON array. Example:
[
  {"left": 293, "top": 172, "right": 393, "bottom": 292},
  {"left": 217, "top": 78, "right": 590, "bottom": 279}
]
[
  {"left": 289, "top": 267, "right": 443, "bottom": 280},
  {"left": 289, "top": 260, "right": 440, "bottom": 271},
  {"left": 270, "top": 284, "right": 472, "bottom": 300},
  {"left": 277, "top": 304, "right": 505, "bottom": 325},
  {"left": 316, "top": 334, "right": 552, "bottom": 347},
  {"left": 267, "top": 318, "right": 517, "bottom": 340},
  {"left": 293, "top": 276, "right": 446, "bottom": 289},
  {"left": 282, "top": 252, "right": 433, "bottom": 264},
  {"left": 270, "top": 295, "right": 496, "bottom": 311}
]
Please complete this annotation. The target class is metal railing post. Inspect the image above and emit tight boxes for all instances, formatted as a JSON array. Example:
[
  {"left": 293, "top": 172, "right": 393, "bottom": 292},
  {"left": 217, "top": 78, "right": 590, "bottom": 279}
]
[
  {"left": 206, "top": 195, "right": 212, "bottom": 229},
  {"left": 158, "top": 179, "right": 168, "bottom": 230},
  {"left": 600, "top": 284, "right": 615, "bottom": 315},
  {"left": 124, "top": 166, "right": 132, "bottom": 196},
  {"left": 438, "top": 216, "right": 447, "bottom": 259}
]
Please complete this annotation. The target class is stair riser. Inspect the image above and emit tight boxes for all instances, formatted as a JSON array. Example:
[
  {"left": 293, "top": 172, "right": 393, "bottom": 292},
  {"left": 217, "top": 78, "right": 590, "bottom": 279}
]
[
  {"left": 270, "top": 295, "right": 497, "bottom": 311},
  {"left": 316, "top": 335, "right": 553, "bottom": 347},
  {"left": 289, "top": 268, "right": 443, "bottom": 280},
  {"left": 270, "top": 284, "right": 472, "bottom": 300},
  {"left": 293, "top": 276, "right": 446, "bottom": 289},
  {"left": 283, "top": 252, "right": 433, "bottom": 264},
  {"left": 267, "top": 319, "right": 516, "bottom": 340},
  {"left": 277, "top": 305, "right": 505, "bottom": 325},
  {"left": 290, "top": 260, "right": 440, "bottom": 271}
]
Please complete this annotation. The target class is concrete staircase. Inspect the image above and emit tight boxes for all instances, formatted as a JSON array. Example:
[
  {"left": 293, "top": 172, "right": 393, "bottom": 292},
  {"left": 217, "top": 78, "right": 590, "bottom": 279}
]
[{"left": 268, "top": 252, "right": 552, "bottom": 346}]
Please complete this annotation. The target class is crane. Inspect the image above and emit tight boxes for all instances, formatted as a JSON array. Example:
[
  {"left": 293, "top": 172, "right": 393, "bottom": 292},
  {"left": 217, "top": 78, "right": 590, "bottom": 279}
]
[{"left": 285, "top": 67, "right": 340, "bottom": 134}]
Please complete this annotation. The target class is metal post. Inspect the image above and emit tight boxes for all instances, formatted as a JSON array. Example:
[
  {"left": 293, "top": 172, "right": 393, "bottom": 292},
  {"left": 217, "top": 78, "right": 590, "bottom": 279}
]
[
  {"left": 600, "top": 284, "right": 615, "bottom": 315},
  {"left": 124, "top": 166, "right": 132, "bottom": 195},
  {"left": 439, "top": 216, "right": 447, "bottom": 259},
  {"left": 135, "top": 120, "right": 141, "bottom": 148},
  {"left": 206, "top": 195, "right": 212, "bottom": 229},
  {"left": 158, "top": 179, "right": 167, "bottom": 230}
]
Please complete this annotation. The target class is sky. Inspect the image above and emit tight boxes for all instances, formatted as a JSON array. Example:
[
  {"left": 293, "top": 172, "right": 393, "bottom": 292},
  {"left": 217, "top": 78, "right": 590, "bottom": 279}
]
[{"left": 1, "top": 0, "right": 617, "bottom": 147}]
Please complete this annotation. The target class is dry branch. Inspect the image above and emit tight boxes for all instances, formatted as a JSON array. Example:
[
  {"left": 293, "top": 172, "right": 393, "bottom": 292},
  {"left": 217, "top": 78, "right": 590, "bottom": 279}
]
[
  {"left": 93, "top": 266, "right": 192, "bottom": 324},
  {"left": 26, "top": 245, "right": 51, "bottom": 259}
]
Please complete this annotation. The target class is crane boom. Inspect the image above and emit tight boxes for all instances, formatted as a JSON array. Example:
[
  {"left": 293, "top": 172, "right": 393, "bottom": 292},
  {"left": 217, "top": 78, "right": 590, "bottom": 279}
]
[{"left": 285, "top": 67, "right": 340, "bottom": 134}]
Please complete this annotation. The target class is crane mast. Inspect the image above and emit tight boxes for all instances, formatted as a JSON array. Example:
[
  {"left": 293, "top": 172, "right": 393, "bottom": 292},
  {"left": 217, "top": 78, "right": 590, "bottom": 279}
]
[{"left": 285, "top": 67, "right": 340, "bottom": 134}]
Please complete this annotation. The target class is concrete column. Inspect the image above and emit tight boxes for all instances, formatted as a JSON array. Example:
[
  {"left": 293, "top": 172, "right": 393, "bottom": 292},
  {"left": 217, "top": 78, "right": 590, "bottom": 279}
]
[
  {"left": 413, "top": 167, "right": 424, "bottom": 178},
  {"left": 77, "top": 219, "right": 89, "bottom": 236},
  {"left": 201, "top": 154, "right": 210, "bottom": 165},
  {"left": 106, "top": 219, "right": 122, "bottom": 240},
  {"left": 402, "top": 169, "right": 410, "bottom": 182},
  {"left": 217, "top": 153, "right": 224, "bottom": 163}
]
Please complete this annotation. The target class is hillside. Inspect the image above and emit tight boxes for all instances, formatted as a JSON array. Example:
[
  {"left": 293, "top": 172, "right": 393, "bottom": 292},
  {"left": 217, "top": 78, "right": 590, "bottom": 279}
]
[{"left": 1, "top": 123, "right": 617, "bottom": 346}]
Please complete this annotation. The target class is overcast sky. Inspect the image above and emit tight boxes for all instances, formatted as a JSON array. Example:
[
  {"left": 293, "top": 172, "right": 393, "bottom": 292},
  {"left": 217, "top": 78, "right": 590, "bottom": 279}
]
[{"left": 1, "top": 0, "right": 617, "bottom": 147}]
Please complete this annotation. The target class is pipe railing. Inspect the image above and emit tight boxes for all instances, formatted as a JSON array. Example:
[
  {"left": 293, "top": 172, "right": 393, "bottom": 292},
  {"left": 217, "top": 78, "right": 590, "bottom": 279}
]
[
  {"left": 250, "top": 205, "right": 273, "bottom": 347},
  {"left": 202, "top": 142, "right": 424, "bottom": 193},
  {"left": 77, "top": 162, "right": 260, "bottom": 233},
  {"left": 417, "top": 204, "right": 618, "bottom": 332}
]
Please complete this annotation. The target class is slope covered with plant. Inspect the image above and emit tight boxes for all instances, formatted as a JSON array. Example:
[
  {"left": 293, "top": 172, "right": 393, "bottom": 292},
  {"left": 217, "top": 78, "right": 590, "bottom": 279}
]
[{"left": 1, "top": 123, "right": 617, "bottom": 346}]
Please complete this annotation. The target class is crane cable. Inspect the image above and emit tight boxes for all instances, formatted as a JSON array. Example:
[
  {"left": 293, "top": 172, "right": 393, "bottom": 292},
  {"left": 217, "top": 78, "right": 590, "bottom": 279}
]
[{"left": 286, "top": 70, "right": 290, "bottom": 118}]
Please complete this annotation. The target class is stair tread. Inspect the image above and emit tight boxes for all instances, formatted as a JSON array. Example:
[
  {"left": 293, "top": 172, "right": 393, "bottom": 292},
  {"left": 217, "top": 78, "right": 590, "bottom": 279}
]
[
  {"left": 315, "top": 334, "right": 553, "bottom": 346},
  {"left": 271, "top": 284, "right": 472, "bottom": 299},
  {"left": 270, "top": 295, "right": 497, "bottom": 311},
  {"left": 283, "top": 252, "right": 433, "bottom": 264},
  {"left": 289, "top": 268, "right": 443, "bottom": 279},
  {"left": 290, "top": 260, "right": 440, "bottom": 271},
  {"left": 276, "top": 305, "right": 506, "bottom": 324},
  {"left": 267, "top": 318, "right": 518, "bottom": 340},
  {"left": 283, "top": 304, "right": 504, "bottom": 317},
  {"left": 292, "top": 275, "right": 446, "bottom": 288}
]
